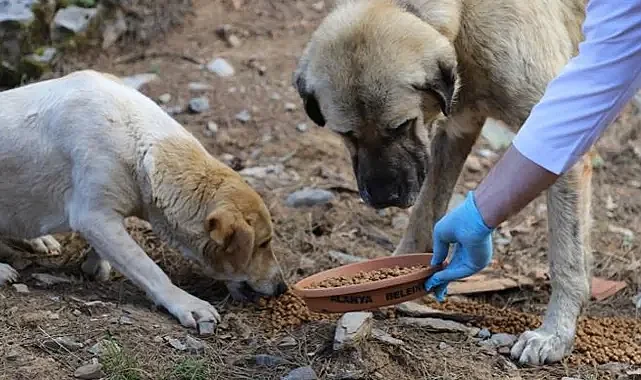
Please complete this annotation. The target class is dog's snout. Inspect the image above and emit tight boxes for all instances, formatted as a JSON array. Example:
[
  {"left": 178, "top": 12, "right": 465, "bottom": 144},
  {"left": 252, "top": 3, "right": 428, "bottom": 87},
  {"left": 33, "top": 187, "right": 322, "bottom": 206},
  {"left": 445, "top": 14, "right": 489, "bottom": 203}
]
[
  {"left": 275, "top": 281, "right": 288, "bottom": 296},
  {"left": 360, "top": 180, "right": 406, "bottom": 209}
]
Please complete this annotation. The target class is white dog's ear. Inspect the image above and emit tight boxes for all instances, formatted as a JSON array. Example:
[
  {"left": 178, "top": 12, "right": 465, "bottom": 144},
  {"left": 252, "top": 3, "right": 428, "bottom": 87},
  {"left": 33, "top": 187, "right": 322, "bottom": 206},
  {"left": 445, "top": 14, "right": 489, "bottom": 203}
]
[{"left": 293, "top": 53, "right": 326, "bottom": 127}]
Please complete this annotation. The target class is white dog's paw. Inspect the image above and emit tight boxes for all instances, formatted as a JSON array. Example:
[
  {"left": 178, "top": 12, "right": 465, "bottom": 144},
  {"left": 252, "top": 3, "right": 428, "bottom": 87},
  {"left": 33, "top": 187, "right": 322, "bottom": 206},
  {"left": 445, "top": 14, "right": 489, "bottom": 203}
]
[
  {"left": 165, "top": 290, "right": 222, "bottom": 329},
  {"left": 0, "top": 263, "right": 18, "bottom": 286},
  {"left": 26, "top": 235, "right": 61, "bottom": 256},
  {"left": 81, "top": 250, "right": 112, "bottom": 282},
  {"left": 510, "top": 328, "right": 571, "bottom": 365}
]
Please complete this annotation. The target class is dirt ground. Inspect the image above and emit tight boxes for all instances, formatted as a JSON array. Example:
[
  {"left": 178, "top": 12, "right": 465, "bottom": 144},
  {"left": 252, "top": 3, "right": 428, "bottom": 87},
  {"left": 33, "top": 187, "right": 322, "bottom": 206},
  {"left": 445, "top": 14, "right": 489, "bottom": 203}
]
[{"left": 1, "top": 0, "right": 641, "bottom": 379}]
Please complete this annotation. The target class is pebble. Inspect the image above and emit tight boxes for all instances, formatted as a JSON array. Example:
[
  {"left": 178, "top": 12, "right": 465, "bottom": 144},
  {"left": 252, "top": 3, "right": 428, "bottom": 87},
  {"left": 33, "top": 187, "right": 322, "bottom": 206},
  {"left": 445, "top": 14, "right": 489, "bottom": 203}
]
[
  {"left": 296, "top": 123, "right": 308, "bottom": 132},
  {"left": 118, "top": 315, "right": 133, "bottom": 325},
  {"left": 333, "top": 312, "right": 373, "bottom": 351},
  {"left": 281, "top": 366, "right": 318, "bottom": 380},
  {"left": 253, "top": 354, "right": 287, "bottom": 367},
  {"left": 397, "top": 317, "right": 480, "bottom": 336},
  {"left": 45, "top": 337, "right": 84, "bottom": 351},
  {"left": 497, "top": 346, "right": 511, "bottom": 355},
  {"left": 166, "top": 337, "right": 186, "bottom": 351},
  {"left": 12, "top": 283, "right": 29, "bottom": 293},
  {"left": 188, "top": 97, "right": 210, "bottom": 113},
  {"left": 278, "top": 336, "right": 297, "bottom": 347},
  {"left": 74, "top": 362, "right": 103, "bottom": 379},
  {"left": 5, "top": 348, "right": 21, "bottom": 361},
  {"left": 329, "top": 250, "right": 365, "bottom": 264},
  {"left": 184, "top": 335, "right": 206, "bottom": 354},
  {"left": 88, "top": 340, "right": 120, "bottom": 357},
  {"left": 197, "top": 321, "right": 216, "bottom": 336},
  {"left": 284, "top": 102, "right": 297, "bottom": 111},
  {"left": 270, "top": 92, "right": 282, "bottom": 100},
  {"left": 226, "top": 34, "right": 241, "bottom": 47},
  {"left": 206, "top": 58, "right": 235, "bottom": 77},
  {"left": 204, "top": 121, "right": 219, "bottom": 137},
  {"left": 438, "top": 342, "right": 450, "bottom": 350},
  {"left": 72, "top": 309, "right": 83, "bottom": 317},
  {"left": 286, "top": 188, "right": 335, "bottom": 208},
  {"left": 51, "top": 6, "right": 98, "bottom": 43},
  {"left": 391, "top": 214, "right": 409, "bottom": 229},
  {"left": 188, "top": 82, "right": 213, "bottom": 92},
  {"left": 158, "top": 93, "right": 172, "bottom": 104},
  {"left": 477, "top": 328, "right": 491, "bottom": 339},
  {"left": 120, "top": 73, "right": 158, "bottom": 91},
  {"left": 479, "top": 333, "right": 517, "bottom": 348},
  {"left": 235, "top": 109, "right": 251, "bottom": 123}
]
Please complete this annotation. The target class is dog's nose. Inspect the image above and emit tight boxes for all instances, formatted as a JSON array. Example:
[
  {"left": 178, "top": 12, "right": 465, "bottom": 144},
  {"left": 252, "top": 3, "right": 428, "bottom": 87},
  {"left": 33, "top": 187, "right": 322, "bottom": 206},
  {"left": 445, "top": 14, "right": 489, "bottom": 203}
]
[{"left": 275, "top": 281, "right": 288, "bottom": 296}]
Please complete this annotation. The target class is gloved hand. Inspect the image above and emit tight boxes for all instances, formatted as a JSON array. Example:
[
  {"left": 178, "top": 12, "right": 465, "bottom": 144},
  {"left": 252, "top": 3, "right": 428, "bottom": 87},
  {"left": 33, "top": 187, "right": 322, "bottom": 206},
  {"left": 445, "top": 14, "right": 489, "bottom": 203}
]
[{"left": 425, "top": 191, "right": 494, "bottom": 301}]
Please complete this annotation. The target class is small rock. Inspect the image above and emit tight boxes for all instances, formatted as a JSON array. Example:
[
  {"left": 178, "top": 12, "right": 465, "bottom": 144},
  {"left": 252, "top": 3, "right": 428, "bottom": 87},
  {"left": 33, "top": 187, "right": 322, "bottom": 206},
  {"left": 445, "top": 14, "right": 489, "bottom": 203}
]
[
  {"left": 158, "top": 93, "right": 172, "bottom": 104},
  {"left": 391, "top": 214, "right": 409, "bottom": 229},
  {"left": 298, "top": 256, "right": 316, "bottom": 272},
  {"left": 88, "top": 340, "right": 120, "bottom": 357},
  {"left": 5, "top": 348, "right": 20, "bottom": 361},
  {"left": 281, "top": 366, "right": 318, "bottom": 380},
  {"left": 253, "top": 354, "right": 287, "bottom": 367},
  {"left": 118, "top": 315, "right": 133, "bottom": 325},
  {"left": 226, "top": 34, "right": 241, "bottom": 48},
  {"left": 235, "top": 109, "right": 251, "bottom": 123},
  {"left": 284, "top": 102, "right": 297, "bottom": 111},
  {"left": 481, "top": 119, "right": 515, "bottom": 150},
  {"left": 629, "top": 180, "right": 641, "bottom": 188},
  {"left": 188, "top": 97, "right": 210, "bottom": 113},
  {"left": 397, "top": 317, "right": 479, "bottom": 336},
  {"left": 12, "top": 283, "right": 28, "bottom": 293},
  {"left": 438, "top": 342, "right": 450, "bottom": 350},
  {"left": 25, "top": 47, "right": 58, "bottom": 66},
  {"left": 45, "top": 337, "right": 83, "bottom": 351},
  {"left": 278, "top": 336, "right": 297, "bottom": 347},
  {"left": 162, "top": 104, "right": 186, "bottom": 115},
  {"left": 296, "top": 123, "right": 308, "bottom": 132},
  {"left": 153, "top": 336, "right": 163, "bottom": 343},
  {"left": 47, "top": 312, "right": 60, "bottom": 320},
  {"left": 188, "top": 82, "right": 212, "bottom": 92},
  {"left": 270, "top": 92, "right": 282, "bottom": 100},
  {"left": 121, "top": 73, "right": 158, "bottom": 91},
  {"left": 311, "top": 1, "right": 325, "bottom": 11},
  {"left": 329, "top": 250, "right": 365, "bottom": 264},
  {"left": 372, "top": 328, "right": 404, "bottom": 346},
  {"left": 497, "top": 346, "right": 511, "bottom": 355},
  {"left": 71, "top": 309, "right": 81, "bottom": 318},
  {"left": 333, "top": 312, "right": 373, "bottom": 350},
  {"left": 166, "top": 337, "right": 186, "bottom": 351},
  {"left": 198, "top": 321, "right": 216, "bottom": 336},
  {"left": 184, "top": 335, "right": 206, "bottom": 354},
  {"left": 51, "top": 6, "right": 98, "bottom": 43},
  {"left": 0, "top": 0, "right": 37, "bottom": 27},
  {"left": 206, "top": 58, "right": 235, "bottom": 77},
  {"left": 286, "top": 188, "right": 335, "bottom": 208},
  {"left": 204, "top": 121, "right": 219, "bottom": 137},
  {"left": 74, "top": 362, "right": 103, "bottom": 379},
  {"left": 479, "top": 333, "right": 517, "bottom": 348},
  {"left": 477, "top": 328, "right": 491, "bottom": 339}
]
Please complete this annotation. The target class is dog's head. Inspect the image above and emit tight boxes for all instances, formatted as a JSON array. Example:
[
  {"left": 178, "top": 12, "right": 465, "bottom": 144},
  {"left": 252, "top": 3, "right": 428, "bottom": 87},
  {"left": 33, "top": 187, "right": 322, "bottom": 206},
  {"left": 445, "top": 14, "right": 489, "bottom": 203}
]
[
  {"left": 201, "top": 180, "right": 287, "bottom": 302},
  {"left": 293, "top": 0, "right": 461, "bottom": 209}
]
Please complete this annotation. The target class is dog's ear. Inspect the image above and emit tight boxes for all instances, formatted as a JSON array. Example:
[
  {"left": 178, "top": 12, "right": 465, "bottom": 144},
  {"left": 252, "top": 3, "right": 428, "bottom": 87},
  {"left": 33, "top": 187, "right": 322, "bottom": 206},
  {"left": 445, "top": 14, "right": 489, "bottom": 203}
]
[
  {"left": 418, "top": 62, "right": 458, "bottom": 117},
  {"left": 206, "top": 208, "right": 255, "bottom": 268},
  {"left": 293, "top": 60, "right": 326, "bottom": 127}
]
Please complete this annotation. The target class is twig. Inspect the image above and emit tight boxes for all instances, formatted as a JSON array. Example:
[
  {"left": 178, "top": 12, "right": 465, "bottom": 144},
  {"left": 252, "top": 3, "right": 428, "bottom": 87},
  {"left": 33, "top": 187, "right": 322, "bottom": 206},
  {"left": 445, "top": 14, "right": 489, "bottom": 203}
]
[{"left": 115, "top": 51, "right": 203, "bottom": 65}]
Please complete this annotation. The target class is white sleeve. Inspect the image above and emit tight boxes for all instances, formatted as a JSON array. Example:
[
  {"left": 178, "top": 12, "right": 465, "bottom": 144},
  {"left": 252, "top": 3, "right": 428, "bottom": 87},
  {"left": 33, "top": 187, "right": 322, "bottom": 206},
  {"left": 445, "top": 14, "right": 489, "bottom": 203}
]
[{"left": 512, "top": 0, "right": 641, "bottom": 175}]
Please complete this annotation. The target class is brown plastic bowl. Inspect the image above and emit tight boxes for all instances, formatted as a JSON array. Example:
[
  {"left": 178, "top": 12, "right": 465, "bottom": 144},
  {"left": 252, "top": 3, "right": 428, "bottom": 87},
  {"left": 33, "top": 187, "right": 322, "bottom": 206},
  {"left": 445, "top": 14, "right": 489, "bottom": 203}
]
[{"left": 291, "top": 253, "right": 443, "bottom": 313}]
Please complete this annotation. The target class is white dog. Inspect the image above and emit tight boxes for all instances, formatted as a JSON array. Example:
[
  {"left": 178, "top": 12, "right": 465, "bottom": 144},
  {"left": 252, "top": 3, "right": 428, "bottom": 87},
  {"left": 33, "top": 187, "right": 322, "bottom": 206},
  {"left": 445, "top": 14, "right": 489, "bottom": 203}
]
[{"left": 0, "top": 70, "right": 287, "bottom": 330}]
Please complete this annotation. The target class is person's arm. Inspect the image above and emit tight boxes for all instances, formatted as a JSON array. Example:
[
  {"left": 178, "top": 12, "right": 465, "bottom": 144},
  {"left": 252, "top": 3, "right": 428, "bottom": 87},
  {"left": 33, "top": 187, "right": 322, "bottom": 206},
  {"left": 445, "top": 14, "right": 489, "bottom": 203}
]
[
  {"left": 426, "top": 0, "right": 641, "bottom": 299},
  {"left": 477, "top": 0, "right": 641, "bottom": 227}
]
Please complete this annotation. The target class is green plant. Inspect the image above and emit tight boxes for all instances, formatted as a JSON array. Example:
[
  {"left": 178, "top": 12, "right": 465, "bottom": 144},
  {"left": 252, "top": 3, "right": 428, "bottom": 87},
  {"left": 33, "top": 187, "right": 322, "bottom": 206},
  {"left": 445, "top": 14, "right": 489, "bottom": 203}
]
[
  {"left": 166, "top": 358, "right": 210, "bottom": 380},
  {"left": 101, "top": 339, "right": 143, "bottom": 380}
]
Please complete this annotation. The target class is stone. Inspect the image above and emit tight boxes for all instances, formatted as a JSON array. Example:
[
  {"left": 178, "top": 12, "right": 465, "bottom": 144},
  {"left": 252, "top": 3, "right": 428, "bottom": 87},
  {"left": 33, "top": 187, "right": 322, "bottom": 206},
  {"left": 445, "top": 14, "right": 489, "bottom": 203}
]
[
  {"left": 235, "top": 109, "right": 251, "bottom": 123},
  {"left": 204, "top": 121, "right": 218, "bottom": 137},
  {"left": 397, "top": 317, "right": 479, "bottom": 336},
  {"left": 296, "top": 123, "right": 308, "bottom": 132},
  {"left": 226, "top": 34, "right": 241, "bottom": 48},
  {"left": 198, "top": 321, "right": 216, "bottom": 336},
  {"left": 5, "top": 348, "right": 21, "bottom": 361},
  {"left": 74, "top": 362, "right": 103, "bottom": 379},
  {"left": 481, "top": 118, "right": 515, "bottom": 150},
  {"left": 45, "top": 337, "right": 84, "bottom": 351},
  {"left": 329, "top": 250, "right": 365, "bottom": 264},
  {"left": 51, "top": 6, "right": 98, "bottom": 43},
  {"left": 206, "top": 58, "right": 235, "bottom": 77},
  {"left": 281, "top": 366, "right": 318, "bottom": 380},
  {"left": 188, "top": 82, "right": 212, "bottom": 92},
  {"left": 333, "top": 312, "right": 373, "bottom": 350},
  {"left": 497, "top": 346, "right": 511, "bottom": 355},
  {"left": 12, "top": 283, "right": 28, "bottom": 293},
  {"left": 188, "top": 97, "right": 210, "bottom": 113},
  {"left": 184, "top": 335, "right": 206, "bottom": 354},
  {"left": 166, "top": 337, "right": 186, "bottom": 351},
  {"left": 118, "top": 315, "right": 133, "bottom": 325},
  {"left": 101, "top": 7, "right": 126, "bottom": 49},
  {"left": 438, "top": 342, "right": 450, "bottom": 350},
  {"left": 253, "top": 354, "right": 287, "bottom": 367},
  {"left": 391, "top": 214, "right": 409, "bottom": 229},
  {"left": 479, "top": 333, "right": 517, "bottom": 348},
  {"left": 284, "top": 102, "right": 297, "bottom": 111},
  {"left": 372, "top": 328, "right": 404, "bottom": 346},
  {"left": 32, "top": 272, "right": 74, "bottom": 286},
  {"left": 477, "top": 328, "right": 491, "bottom": 339},
  {"left": 0, "top": 0, "right": 37, "bottom": 26},
  {"left": 88, "top": 340, "right": 120, "bottom": 357},
  {"left": 278, "top": 336, "right": 297, "bottom": 347},
  {"left": 158, "top": 93, "right": 172, "bottom": 104},
  {"left": 121, "top": 73, "right": 158, "bottom": 91},
  {"left": 286, "top": 188, "right": 335, "bottom": 208}
]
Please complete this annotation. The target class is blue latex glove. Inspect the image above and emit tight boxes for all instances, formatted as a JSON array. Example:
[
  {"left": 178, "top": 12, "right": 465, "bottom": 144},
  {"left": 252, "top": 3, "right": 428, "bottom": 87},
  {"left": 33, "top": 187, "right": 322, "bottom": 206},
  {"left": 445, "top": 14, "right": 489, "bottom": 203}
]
[{"left": 425, "top": 191, "right": 494, "bottom": 301}]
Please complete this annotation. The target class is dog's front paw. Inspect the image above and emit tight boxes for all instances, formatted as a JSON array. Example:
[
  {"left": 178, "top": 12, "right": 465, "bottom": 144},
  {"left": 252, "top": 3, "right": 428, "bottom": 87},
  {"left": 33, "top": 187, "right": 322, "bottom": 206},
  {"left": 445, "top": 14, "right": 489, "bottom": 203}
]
[
  {"left": 165, "top": 289, "right": 222, "bottom": 329},
  {"left": 510, "top": 328, "right": 572, "bottom": 365},
  {"left": 0, "top": 263, "right": 18, "bottom": 286},
  {"left": 26, "top": 235, "right": 61, "bottom": 256}
]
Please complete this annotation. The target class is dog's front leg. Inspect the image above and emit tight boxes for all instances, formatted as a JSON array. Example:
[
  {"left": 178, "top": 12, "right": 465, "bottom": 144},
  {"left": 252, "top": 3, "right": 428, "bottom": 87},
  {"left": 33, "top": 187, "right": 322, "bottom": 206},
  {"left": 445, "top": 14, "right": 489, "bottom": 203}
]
[
  {"left": 394, "top": 111, "right": 485, "bottom": 255},
  {"left": 511, "top": 152, "right": 593, "bottom": 365},
  {"left": 74, "top": 212, "right": 221, "bottom": 328}
]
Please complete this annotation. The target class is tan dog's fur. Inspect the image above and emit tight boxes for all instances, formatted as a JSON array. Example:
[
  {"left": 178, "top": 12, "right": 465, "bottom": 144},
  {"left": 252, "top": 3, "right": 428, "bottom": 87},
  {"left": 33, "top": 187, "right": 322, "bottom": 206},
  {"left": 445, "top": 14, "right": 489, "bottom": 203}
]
[
  {"left": 294, "top": 0, "right": 592, "bottom": 365},
  {"left": 0, "top": 70, "right": 286, "bottom": 330}
]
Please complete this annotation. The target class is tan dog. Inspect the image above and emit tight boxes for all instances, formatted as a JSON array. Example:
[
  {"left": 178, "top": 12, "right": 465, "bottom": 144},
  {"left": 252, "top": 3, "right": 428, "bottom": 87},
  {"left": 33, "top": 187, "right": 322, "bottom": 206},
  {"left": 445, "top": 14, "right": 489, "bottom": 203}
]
[
  {"left": 294, "top": 0, "right": 591, "bottom": 365},
  {"left": 0, "top": 70, "right": 287, "bottom": 330}
]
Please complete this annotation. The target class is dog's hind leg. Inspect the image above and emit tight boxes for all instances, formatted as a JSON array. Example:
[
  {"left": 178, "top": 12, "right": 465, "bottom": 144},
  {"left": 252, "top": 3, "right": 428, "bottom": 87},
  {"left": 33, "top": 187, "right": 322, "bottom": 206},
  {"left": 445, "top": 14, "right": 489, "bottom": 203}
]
[{"left": 511, "top": 151, "right": 593, "bottom": 365}]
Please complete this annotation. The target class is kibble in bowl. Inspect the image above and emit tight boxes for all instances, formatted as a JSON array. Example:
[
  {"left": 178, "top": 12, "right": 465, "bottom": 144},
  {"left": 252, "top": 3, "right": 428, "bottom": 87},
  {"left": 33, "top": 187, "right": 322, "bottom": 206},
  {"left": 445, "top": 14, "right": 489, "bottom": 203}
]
[{"left": 292, "top": 253, "right": 444, "bottom": 313}]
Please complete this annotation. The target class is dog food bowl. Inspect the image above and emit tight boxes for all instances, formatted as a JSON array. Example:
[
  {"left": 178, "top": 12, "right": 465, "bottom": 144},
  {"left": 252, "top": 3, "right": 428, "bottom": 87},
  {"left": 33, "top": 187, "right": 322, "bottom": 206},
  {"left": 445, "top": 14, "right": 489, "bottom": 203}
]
[{"left": 292, "top": 253, "right": 444, "bottom": 313}]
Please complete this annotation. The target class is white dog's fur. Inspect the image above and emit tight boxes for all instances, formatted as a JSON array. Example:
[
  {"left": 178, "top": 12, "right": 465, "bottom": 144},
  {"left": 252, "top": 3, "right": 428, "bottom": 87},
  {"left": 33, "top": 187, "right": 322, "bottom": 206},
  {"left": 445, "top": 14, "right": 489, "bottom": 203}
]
[{"left": 0, "top": 70, "right": 286, "bottom": 329}]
